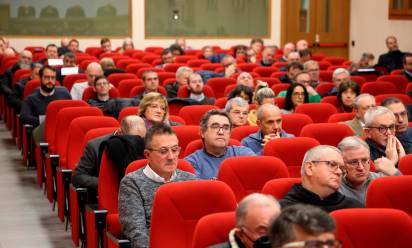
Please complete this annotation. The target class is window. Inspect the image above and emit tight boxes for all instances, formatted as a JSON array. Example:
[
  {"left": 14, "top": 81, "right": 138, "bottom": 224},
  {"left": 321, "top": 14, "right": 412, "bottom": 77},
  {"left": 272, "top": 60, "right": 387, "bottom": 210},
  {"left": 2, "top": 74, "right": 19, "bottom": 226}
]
[{"left": 389, "top": 0, "right": 412, "bottom": 19}]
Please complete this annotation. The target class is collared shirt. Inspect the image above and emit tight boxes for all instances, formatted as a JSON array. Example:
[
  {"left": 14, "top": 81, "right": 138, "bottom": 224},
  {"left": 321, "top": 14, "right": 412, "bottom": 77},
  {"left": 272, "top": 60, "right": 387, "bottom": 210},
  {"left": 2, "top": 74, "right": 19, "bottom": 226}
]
[
  {"left": 70, "top": 81, "right": 89, "bottom": 100},
  {"left": 190, "top": 93, "right": 205, "bottom": 102},
  {"left": 241, "top": 130, "right": 294, "bottom": 155},
  {"left": 143, "top": 164, "right": 177, "bottom": 183}
]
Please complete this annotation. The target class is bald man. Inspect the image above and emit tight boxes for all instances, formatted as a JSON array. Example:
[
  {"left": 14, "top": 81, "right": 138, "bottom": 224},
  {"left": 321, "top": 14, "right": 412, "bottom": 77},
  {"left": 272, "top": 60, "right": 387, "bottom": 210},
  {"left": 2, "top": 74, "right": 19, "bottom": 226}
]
[
  {"left": 1, "top": 50, "right": 33, "bottom": 95},
  {"left": 70, "top": 62, "right": 103, "bottom": 100},
  {"left": 241, "top": 104, "right": 294, "bottom": 154}
]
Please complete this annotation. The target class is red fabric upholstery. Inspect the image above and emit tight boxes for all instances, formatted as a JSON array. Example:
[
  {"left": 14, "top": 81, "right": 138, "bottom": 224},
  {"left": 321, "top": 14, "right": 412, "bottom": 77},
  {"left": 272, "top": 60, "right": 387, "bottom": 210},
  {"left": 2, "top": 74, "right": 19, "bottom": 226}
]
[
  {"left": 149, "top": 180, "right": 237, "bottom": 248},
  {"left": 22, "top": 79, "right": 40, "bottom": 99},
  {"left": 164, "top": 63, "right": 187, "bottom": 73},
  {"left": 328, "top": 112, "right": 356, "bottom": 123},
  {"left": 295, "top": 103, "right": 337, "bottom": 123},
  {"left": 116, "top": 59, "right": 141, "bottom": 70},
  {"left": 192, "top": 212, "right": 236, "bottom": 248},
  {"left": 125, "top": 63, "right": 151, "bottom": 74},
  {"left": 262, "top": 178, "right": 302, "bottom": 199},
  {"left": 231, "top": 125, "right": 259, "bottom": 141},
  {"left": 125, "top": 159, "right": 196, "bottom": 175},
  {"left": 214, "top": 97, "right": 228, "bottom": 109},
  {"left": 200, "top": 63, "right": 223, "bottom": 71},
  {"left": 117, "top": 106, "right": 139, "bottom": 122},
  {"left": 252, "top": 66, "right": 279, "bottom": 77},
  {"left": 271, "top": 84, "right": 290, "bottom": 95},
  {"left": 13, "top": 68, "right": 31, "bottom": 84},
  {"left": 366, "top": 176, "right": 412, "bottom": 216},
  {"left": 398, "top": 155, "right": 412, "bottom": 175},
  {"left": 322, "top": 56, "right": 346, "bottom": 65},
  {"left": 169, "top": 115, "right": 186, "bottom": 125},
  {"left": 361, "top": 82, "right": 399, "bottom": 96},
  {"left": 375, "top": 94, "right": 412, "bottom": 105},
  {"left": 255, "top": 77, "right": 281, "bottom": 87},
  {"left": 187, "top": 59, "right": 210, "bottom": 68},
  {"left": 107, "top": 73, "right": 137, "bottom": 88},
  {"left": 136, "top": 67, "right": 164, "bottom": 78},
  {"left": 350, "top": 75, "right": 366, "bottom": 88},
  {"left": 157, "top": 72, "right": 176, "bottom": 85},
  {"left": 377, "top": 75, "right": 409, "bottom": 92},
  {"left": 207, "top": 78, "right": 237, "bottom": 99},
  {"left": 391, "top": 69, "right": 405, "bottom": 75},
  {"left": 331, "top": 208, "right": 412, "bottom": 248},
  {"left": 237, "top": 63, "right": 259, "bottom": 72},
  {"left": 82, "top": 86, "right": 120, "bottom": 101},
  {"left": 178, "top": 105, "right": 218, "bottom": 125},
  {"left": 318, "top": 61, "right": 332, "bottom": 70},
  {"left": 118, "top": 79, "right": 144, "bottom": 97},
  {"left": 282, "top": 113, "right": 313, "bottom": 136},
  {"left": 300, "top": 123, "right": 354, "bottom": 146},
  {"left": 320, "top": 96, "right": 339, "bottom": 108},
  {"left": 263, "top": 137, "right": 320, "bottom": 177},
  {"left": 63, "top": 74, "right": 87, "bottom": 91},
  {"left": 319, "top": 70, "right": 333, "bottom": 82},
  {"left": 218, "top": 156, "right": 289, "bottom": 202},
  {"left": 315, "top": 82, "right": 334, "bottom": 96},
  {"left": 183, "top": 138, "right": 241, "bottom": 157},
  {"left": 129, "top": 86, "right": 167, "bottom": 97},
  {"left": 172, "top": 125, "right": 201, "bottom": 158}
]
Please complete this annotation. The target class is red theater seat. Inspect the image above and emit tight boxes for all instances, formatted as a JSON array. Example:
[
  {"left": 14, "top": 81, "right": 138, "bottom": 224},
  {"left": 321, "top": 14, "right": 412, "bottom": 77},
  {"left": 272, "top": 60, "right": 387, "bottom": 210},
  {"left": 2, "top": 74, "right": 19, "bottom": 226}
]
[{"left": 300, "top": 123, "right": 354, "bottom": 146}]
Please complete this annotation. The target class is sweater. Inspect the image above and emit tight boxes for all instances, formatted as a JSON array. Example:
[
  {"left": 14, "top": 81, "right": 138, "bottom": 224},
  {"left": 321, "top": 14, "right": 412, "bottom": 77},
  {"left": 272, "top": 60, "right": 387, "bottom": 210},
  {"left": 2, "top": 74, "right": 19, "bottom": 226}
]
[
  {"left": 241, "top": 130, "right": 294, "bottom": 155},
  {"left": 118, "top": 168, "right": 196, "bottom": 248}
]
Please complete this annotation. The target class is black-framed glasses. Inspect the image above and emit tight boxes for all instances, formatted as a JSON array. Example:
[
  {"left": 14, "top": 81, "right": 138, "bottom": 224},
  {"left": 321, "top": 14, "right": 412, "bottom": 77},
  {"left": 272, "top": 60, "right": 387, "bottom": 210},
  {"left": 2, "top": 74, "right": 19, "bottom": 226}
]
[
  {"left": 344, "top": 158, "right": 370, "bottom": 167},
  {"left": 208, "top": 123, "right": 231, "bottom": 132},
  {"left": 368, "top": 125, "right": 396, "bottom": 134},
  {"left": 311, "top": 160, "right": 343, "bottom": 172},
  {"left": 148, "top": 145, "right": 181, "bottom": 156},
  {"left": 282, "top": 239, "right": 342, "bottom": 248}
]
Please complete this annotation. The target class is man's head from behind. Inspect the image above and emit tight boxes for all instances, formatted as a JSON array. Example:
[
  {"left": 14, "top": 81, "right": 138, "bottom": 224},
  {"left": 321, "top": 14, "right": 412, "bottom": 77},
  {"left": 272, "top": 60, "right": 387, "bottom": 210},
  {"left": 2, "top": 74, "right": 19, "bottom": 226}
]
[
  {"left": 19, "top": 50, "right": 33, "bottom": 69},
  {"left": 144, "top": 124, "right": 180, "bottom": 181},
  {"left": 353, "top": 94, "right": 376, "bottom": 123},
  {"left": 235, "top": 193, "right": 281, "bottom": 248},
  {"left": 301, "top": 145, "right": 344, "bottom": 199},
  {"left": 269, "top": 204, "right": 338, "bottom": 248},
  {"left": 86, "top": 62, "right": 103, "bottom": 86},
  {"left": 338, "top": 136, "right": 371, "bottom": 189},
  {"left": 381, "top": 97, "right": 408, "bottom": 134},
  {"left": 39, "top": 65, "right": 57, "bottom": 93},
  {"left": 187, "top": 72, "right": 204, "bottom": 95},
  {"left": 364, "top": 106, "right": 396, "bottom": 147},
  {"left": 225, "top": 97, "right": 249, "bottom": 127},
  {"left": 120, "top": 115, "right": 146, "bottom": 137},
  {"left": 257, "top": 104, "right": 283, "bottom": 137}
]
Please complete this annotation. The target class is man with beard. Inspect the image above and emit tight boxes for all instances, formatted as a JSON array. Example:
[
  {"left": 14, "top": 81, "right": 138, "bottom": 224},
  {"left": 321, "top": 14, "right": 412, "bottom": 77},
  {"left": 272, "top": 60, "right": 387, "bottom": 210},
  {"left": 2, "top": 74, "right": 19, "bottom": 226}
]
[
  {"left": 186, "top": 73, "right": 215, "bottom": 105},
  {"left": 20, "top": 65, "right": 71, "bottom": 142},
  {"left": 1, "top": 50, "right": 32, "bottom": 95}
]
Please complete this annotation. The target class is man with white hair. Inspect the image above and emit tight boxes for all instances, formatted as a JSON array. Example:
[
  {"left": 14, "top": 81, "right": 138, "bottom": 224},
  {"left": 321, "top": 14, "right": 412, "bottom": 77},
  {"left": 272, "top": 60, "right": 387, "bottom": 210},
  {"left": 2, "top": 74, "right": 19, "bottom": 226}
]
[
  {"left": 211, "top": 193, "right": 281, "bottom": 248},
  {"left": 280, "top": 145, "right": 364, "bottom": 212},
  {"left": 225, "top": 97, "right": 250, "bottom": 128},
  {"left": 70, "top": 62, "right": 103, "bottom": 99},
  {"left": 337, "top": 136, "right": 401, "bottom": 205},
  {"left": 325, "top": 68, "right": 351, "bottom": 96},
  {"left": 242, "top": 104, "right": 294, "bottom": 154},
  {"left": 344, "top": 94, "right": 376, "bottom": 136},
  {"left": 279, "top": 42, "right": 296, "bottom": 62},
  {"left": 364, "top": 106, "right": 405, "bottom": 161},
  {"left": 165, "top": 66, "right": 193, "bottom": 98}
]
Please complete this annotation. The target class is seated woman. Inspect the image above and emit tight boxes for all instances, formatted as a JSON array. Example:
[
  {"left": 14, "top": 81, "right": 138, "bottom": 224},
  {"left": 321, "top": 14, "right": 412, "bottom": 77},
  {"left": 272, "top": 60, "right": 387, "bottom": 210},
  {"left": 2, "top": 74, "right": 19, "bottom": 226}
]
[
  {"left": 227, "top": 84, "right": 254, "bottom": 104},
  {"left": 278, "top": 71, "right": 320, "bottom": 103},
  {"left": 119, "top": 37, "right": 134, "bottom": 53},
  {"left": 138, "top": 92, "right": 180, "bottom": 128},
  {"left": 247, "top": 83, "right": 276, "bottom": 125},
  {"left": 337, "top": 80, "right": 360, "bottom": 113},
  {"left": 282, "top": 83, "right": 309, "bottom": 114}
]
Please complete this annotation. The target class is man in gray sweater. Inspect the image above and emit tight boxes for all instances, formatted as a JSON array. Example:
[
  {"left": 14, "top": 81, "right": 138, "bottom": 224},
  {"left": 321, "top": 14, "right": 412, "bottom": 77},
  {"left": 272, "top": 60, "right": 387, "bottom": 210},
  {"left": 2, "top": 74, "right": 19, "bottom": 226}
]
[
  {"left": 338, "top": 136, "right": 402, "bottom": 205},
  {"left": 118, "top": 124, "right": 196, "bottom": 248}
]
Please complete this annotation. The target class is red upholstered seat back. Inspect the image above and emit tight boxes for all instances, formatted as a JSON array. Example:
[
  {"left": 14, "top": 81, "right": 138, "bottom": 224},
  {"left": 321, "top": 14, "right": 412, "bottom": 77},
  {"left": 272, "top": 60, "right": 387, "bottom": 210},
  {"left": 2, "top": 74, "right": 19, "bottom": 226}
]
[
  {"left": 183, "top": 138, "right": 241, "bottom": 157},
  {"left": 281, "top": 113, "right": 313, "bottom": 136},
  {"left": 295, "top": 103, "right": 337, "bottom": 123},
  {"left": 98, "top": 151, "right": 120, "bottom": 212},
  {"left": 63, "top": 73, "right": 87, "bottom": 91},
  {"left": 230, "top": 125, "right": 259, "bottom": 142},
  {"left": 207, "top": 78, "right": 237, "bottom": 98},
  {"left": 178, "top": 105, "right": 218, "bottom": 125},
  {"left": 125, "top": 159, "right": 196, "bottom": 175},
  {"left": 399, "top": 155, "right": 412, "bottom": 175},
  {"left": 172, "top": 125, "right": 201, "bottom": 158},
  {"left": 300, "top": 123, "right": 354, "bottom": 146},
  {"left": 262, "top": 178, "right": 302, "bottom": 199},
  {"left": 107, "top": 73, "right": 137, "bottom": 88},
  {"left": 328, "top": 112, "right": 356, "bottom": 123}
]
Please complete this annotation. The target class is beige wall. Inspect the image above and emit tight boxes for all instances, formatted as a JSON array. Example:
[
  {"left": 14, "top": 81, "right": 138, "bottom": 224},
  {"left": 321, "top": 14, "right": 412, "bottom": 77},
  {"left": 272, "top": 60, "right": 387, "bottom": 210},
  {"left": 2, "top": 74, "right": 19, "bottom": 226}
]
[
  {"left": 7, "top": 0, "right": 412, "bottom": 61},
  {"left": 350, "top": 0, "right": 412, "bottom": 61}
]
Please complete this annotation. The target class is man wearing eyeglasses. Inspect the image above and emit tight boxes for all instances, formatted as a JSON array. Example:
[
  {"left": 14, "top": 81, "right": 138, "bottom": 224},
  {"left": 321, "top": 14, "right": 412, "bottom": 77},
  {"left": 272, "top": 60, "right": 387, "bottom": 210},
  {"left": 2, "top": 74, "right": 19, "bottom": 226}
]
[
  {"left": 325, "top": 68, "right": 350, "bottom": 97},
  {"left": 280, "top": 145, "right": 364, "bottom": 212},
  {"left": 364, "top": 106, "right": 406, "bottom": 161},
  {"left": 338, "top": 136, "right": 401, "bottom": 205},
  {"left": 269, "top": 204, "right": 341, "bottom": 248},
  {"left": 118, "top": 124, "right": 196, "bottom": 248},
  {"left": 225, "top": 97, "right": 250, "bottom": 128},
  {"left": 381, "top": 97, "right": 412, "bottom": 154},
  {"left": 185, "top": 109, "right": 255, "bottom": 179},
  {"left": 344, "top": 94, "right": 376, "bottom": 136}
]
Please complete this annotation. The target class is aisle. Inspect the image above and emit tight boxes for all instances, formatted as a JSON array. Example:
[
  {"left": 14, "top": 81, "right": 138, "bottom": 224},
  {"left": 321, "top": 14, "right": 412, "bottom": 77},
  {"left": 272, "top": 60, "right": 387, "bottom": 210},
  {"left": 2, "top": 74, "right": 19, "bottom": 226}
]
[{"left": 0, "top": 123, "right": 73, "bottom": 248}]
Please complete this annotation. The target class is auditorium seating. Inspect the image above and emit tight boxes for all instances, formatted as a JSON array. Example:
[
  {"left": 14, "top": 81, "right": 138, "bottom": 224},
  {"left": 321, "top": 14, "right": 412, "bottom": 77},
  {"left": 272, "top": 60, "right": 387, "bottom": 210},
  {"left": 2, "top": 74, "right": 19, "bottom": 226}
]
[
  {"left": 295, "top": 103, "right": 337, "bottom": 123},
  {"left": 300, "top": 123, "right": 354, "bottom": 146},
  {"left": 172, "top": 125, "right": 201, "bottom": 158},
  {"left": 207, "top": 78, "right": 237, "bottom": 98},
  {"left": 230, "top": 125, "right": 259, "bottom": 141},
  {"left": 361, "top": 81, "right": 399, "bottom": 96},
  {"left": 281, "top": 113, "right": 313, "bottom": 136},
  {"left": 398, "top": 154, "right": 412, "bottom": 175},
  {"left": 262, "top": 178, "right": 302, "bottom": 199},
  {"left": 183, "top": 138, "right": 241, "bottom": 157},
  {"left": 178, "top": 105, "right": 218, "bottom": 125}
]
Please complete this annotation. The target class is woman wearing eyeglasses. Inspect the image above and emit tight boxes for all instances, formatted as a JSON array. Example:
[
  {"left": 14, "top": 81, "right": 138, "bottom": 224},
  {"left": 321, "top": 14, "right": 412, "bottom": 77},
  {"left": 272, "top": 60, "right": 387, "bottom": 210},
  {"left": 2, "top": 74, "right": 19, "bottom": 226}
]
[{"left": 282, "top": 83, "right": 309, "bottom": 114}]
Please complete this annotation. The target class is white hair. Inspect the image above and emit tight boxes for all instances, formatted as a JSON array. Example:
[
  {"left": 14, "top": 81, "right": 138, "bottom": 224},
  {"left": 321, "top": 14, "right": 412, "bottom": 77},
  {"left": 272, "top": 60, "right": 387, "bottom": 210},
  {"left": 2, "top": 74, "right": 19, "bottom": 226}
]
[
  {"left": 301, "top": 145, "right": 341, "bottom": 176},
  {"left": 364, "top": 106, "right": 395, "bottom": 128}
]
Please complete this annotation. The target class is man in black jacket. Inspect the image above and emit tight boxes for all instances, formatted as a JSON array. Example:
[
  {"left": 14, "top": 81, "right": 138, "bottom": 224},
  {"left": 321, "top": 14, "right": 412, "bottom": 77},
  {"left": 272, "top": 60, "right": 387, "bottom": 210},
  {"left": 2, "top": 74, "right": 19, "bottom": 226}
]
[
  {"left": 281, "top": 145, "right": 364, "bottom": 212},
  {"left": 377, "top": 36, "right": 404, "bottom": 72}
]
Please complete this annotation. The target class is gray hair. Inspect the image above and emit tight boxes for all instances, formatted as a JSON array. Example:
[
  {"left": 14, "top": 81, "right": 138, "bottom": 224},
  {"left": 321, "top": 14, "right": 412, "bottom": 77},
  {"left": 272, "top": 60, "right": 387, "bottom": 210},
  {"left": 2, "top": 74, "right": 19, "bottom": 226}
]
[
  {"left": 269, "top": 204, "right": 336, "bottom": 248},
  {"left": 353, "top": 93, "right": 375, "bottom": 109},
  {"left": 337, "top": 136, "right": 370, "bottom": 153},
  {"left": 255, "top": 87, "right": 275, "bottom": 105},
  {"left": 332, "top": 68, "right": 350, "bottom": 80},
  {"left": 256, "top": 103, "right": 281, "bottom": 121},
  {"left": 381, "top": 97, "right": 403, "bottom": 107},
  {"left": 303, "top": 60, "right": 319, "bottom": 70},
  {"left": 364, "top": 106, "right": 395, "bottom": 128},
  {"left": 176, "top": 66, "right": 193, "bottom": 77},
  {"left": 120, "top": 115, "right": 146, "bottom": 136},
  {"left": 199, "top": 109, "right": 232, "bottom": 133},
  {"left": 236, "top": 193, "right": 280, "bottom": 227},
  {"left": 301, "top": 145, "right": 342, "bottom": 176},
  {"left": 224, "top": 97, "right": 249, "bottom": 112}
]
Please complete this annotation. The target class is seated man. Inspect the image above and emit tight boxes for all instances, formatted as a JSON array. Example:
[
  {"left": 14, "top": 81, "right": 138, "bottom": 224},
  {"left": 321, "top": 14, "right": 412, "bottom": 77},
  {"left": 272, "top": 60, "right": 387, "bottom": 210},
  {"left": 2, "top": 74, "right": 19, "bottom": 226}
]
[
  {"left": 344, "top": 94, "right": 376, "bottom": 136},
  {"left": 72, "top": 115, "right": 147, "bottom": 195},
  {"left": 403, "top": 52, "right": 412, "bottom": 82},
  {"left": 281, "top": 145, "right": 364, "bottom": 212},
  {"left": 296, "top": 39, "right": 309, "bottom": 51},
  {"left": 236, "top": 72, "right": 254, "bottom": 88},
  {"left": 70, "top": 62, "right": 103, "bottom": 100},
  {"left": 156, "top": 48, "right": 174, "bottom": 68},
  {"left": 56, "top": 52, "right": 78, "bottom": 83},
  {"left": 325, "top": 68, "right": 350, "bottom": 96},
  {"left": 186, "top": 72, "right": 215, "bottom": 105},
  {"left": 377, "top": 35, "right": 404, "bottom": 72},
  {"left": 242, "top": 104, "right": 294, "bottom": 155},
  {"left": 303, "top": 60, "right": 321, "bottom": 88},
  {"left": 382, "top": 97, "right": 412, "bottom": 153},
  {"left": 278, "top": 62, "right": 303, "bottom": 84},
  {"left": 134, "top": 70, "right": 160, "bottom": 101},
  {"left": 278, "top": 42, "right": 295, "bottom": 62},
  {"left": 1, "top": 50, "right": 33, "bottom": 95},
  {"left": 225, "top": 97, "right": 249, "bottom": 128},
  {"left": 364, "top": 106, "right": 405, "bottom": 161},
  {"left": 185, "top": 109, "right": 255, "bottom": 179},
  {"left": 248, "top": 86, "right": 276, "bottom": 126},
  {"left": 338, "top": 136, "right": 401, "bottom": 205},
  {"left": 259, "top": 47, "right": 275, "bottom": 67},
  {"left": 20, "top": 65, "right": 71, "bottom": 142},
  {"left": 100, "top": 37, "right": 112, "bottom": 54},
  {"left": 38, "top": 44, "right": 59, "bottom": 64},
  {"left": 211, "top": 193, "right": 281, "bottom": 248},
  {"left": 165, "top": 66, "right": 193, "bottom": 98},
  {"left": 118, "top": 124, "right": 196, "bottom": 248},
  {"left": 269, "top": 204, "right": 340, "bottom": 248},
  {"left": 68, "top": 39, "right": 82, "bottom": 53},
  {"left": 100, "top": 57, "right": 124, "bottom": 77},
  {"left": 87, "top": 75, "right": 112, "bottom": 112}
]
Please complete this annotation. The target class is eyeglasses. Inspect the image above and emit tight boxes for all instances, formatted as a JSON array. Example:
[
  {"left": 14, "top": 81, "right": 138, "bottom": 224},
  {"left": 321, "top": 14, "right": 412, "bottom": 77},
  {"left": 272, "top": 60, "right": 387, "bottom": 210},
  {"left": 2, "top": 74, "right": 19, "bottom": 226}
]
[
  {"left": 208, "top": 123, "right": 231, "bottom": 133},
  {"left": 311, "top": 160, "right": 344, "bottom": 172},
  {"left": 292, "top": 92, "right": 305, "bottom": 97},
  {"left": 368, "top": 125, "right": 396, "bottom": 134},
  {"left": 344, "top": 158, "right": 370, "bottom": 167},
  {"left": 282, "top": 239, "right": 342, "bottom": 248},
  {"left": 148, "top": 145, "right": 181, "bottom": 156}
]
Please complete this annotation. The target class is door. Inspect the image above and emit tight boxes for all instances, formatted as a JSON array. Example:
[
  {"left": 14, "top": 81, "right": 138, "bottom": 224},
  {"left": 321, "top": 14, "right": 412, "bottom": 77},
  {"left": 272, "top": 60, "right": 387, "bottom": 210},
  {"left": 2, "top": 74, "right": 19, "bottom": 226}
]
[{"left": 281, "top": 0, "right": 350, "bottom": 58}]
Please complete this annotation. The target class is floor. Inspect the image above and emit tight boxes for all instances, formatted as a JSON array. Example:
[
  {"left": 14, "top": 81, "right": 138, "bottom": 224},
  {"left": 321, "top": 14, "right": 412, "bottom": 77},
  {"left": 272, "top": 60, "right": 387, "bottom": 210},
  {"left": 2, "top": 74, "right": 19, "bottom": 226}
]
[{"left": 0, "top": 123, "right": 73, "bottom": 248}]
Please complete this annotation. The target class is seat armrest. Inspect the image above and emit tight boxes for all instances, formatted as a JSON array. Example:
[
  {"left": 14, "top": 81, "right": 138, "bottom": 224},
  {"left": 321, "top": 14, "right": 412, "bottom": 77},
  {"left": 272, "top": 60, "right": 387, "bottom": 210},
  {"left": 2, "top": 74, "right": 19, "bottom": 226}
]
[
  {"left": 86, "top": 204, "right": 108, "bottom": 248},
  {"left": 107, "top": 231, "right": 131, "bottom": 248}
]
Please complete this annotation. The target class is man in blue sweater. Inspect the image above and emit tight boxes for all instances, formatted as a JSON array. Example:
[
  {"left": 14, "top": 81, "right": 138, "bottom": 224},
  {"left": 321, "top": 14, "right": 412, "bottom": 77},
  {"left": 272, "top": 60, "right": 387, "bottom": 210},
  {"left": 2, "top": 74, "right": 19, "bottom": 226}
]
[{"left": 185, "top": 109, "right": 255, "bottom": 179}]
